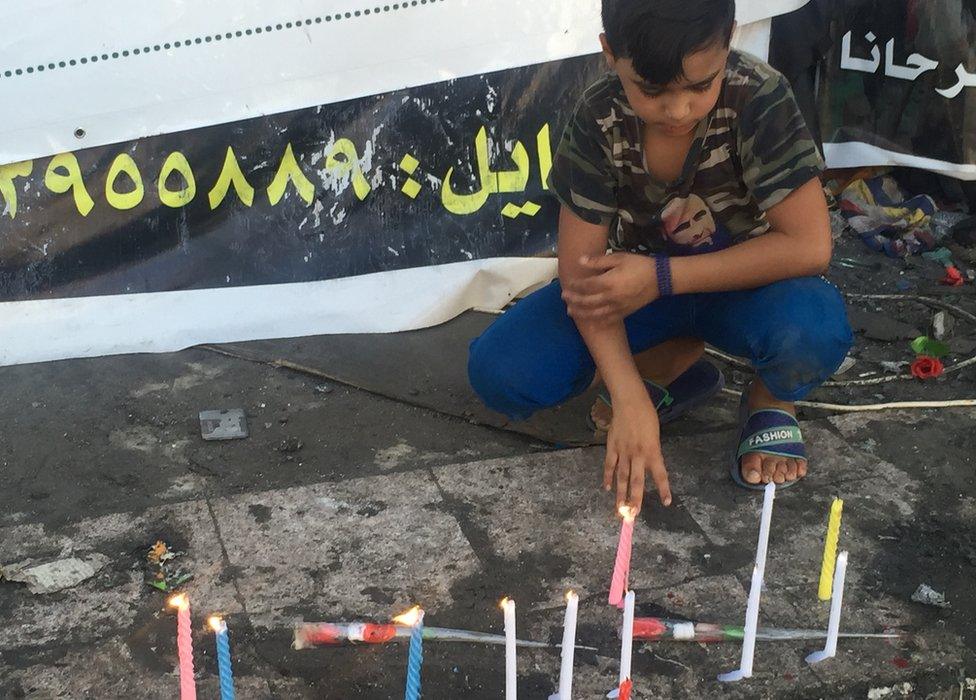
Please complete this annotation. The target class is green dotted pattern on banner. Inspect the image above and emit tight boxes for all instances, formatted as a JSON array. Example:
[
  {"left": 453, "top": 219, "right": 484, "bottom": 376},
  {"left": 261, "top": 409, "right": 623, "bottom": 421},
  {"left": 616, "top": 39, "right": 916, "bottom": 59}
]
[{"left": 1, "top": 0, "right": 444, "bottom": 80}]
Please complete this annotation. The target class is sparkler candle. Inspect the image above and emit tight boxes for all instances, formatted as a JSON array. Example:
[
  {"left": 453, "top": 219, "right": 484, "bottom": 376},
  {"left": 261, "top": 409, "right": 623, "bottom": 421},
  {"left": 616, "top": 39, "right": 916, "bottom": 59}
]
[
  {"left": 632, "top": 616, "right": 900, "bottom": 643},
  {"left": 393, "top": 607, "right": 425, "bottom": 700},
  {"left": 552, "top": 591, "right": 579, "bottom": 700},
  {"left": 501, "top": 598, "right": 517, "bottom": 700},
  {"left": 291, "top": 622, "right": 557, "bottom": 649},
  {"left": 718, "top": 482, "right": 776, "bottom": 683},
  {"left": 609, "top": 506, "right": 636, "bottom": 607},
  {"left": 806, "top": 551, "right": 849, "bottom": 665},
  {"left": 817, "top": 499, "right": 844, "bottom": 601},
  {"left": 168, "top": 594, "right": 197, "bottom": 700},
  {"left": 209, "top": 617, "right": 235, "bottom": 700}
]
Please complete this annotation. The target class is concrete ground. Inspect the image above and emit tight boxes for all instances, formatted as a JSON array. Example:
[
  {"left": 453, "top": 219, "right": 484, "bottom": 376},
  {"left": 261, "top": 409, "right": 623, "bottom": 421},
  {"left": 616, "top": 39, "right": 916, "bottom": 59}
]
[{"left": 1, "top": 238, "right": 975, "bottom": 699}]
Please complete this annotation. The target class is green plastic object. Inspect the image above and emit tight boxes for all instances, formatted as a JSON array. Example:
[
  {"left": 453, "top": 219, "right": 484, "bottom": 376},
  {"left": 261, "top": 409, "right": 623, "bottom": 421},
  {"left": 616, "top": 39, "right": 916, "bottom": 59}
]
[{"left": 912, "top": 336, "right": 950, "bottom": 358}]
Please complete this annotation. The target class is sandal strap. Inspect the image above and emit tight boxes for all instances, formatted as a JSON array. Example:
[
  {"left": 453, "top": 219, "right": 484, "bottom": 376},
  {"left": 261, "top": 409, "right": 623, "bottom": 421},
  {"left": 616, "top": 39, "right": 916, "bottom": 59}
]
[{"left": 736, "top": 410, "right": 805, "bottom": 460}]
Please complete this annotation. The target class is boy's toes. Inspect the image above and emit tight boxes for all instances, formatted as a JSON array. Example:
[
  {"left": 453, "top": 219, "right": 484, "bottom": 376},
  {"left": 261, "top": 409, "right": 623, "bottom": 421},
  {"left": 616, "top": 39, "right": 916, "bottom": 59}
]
[
  {"left": 786, "top": 459, "right": 798, "bottom": 481},
  {"left": 740, "top": 453, "right": 763, "bottom": 484},
  {"left": 772, "top": 460, "right": 787, "bottom": 484},
  {"left": 761, "top": 455, "right": 778, "bottom": 483},
  {"left": 797, "top": 459, "right": 808, "bottom": 478}
]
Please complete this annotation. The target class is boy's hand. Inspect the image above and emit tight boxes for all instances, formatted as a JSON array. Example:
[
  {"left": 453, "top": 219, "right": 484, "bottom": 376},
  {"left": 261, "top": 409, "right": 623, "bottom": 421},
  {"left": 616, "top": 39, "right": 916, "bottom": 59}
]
[
  {"left": 603, "top": 396, "right": 672, "bottom": 514},
  {"left": 562, "top": 253, "right": 658, "bottom": 323}
]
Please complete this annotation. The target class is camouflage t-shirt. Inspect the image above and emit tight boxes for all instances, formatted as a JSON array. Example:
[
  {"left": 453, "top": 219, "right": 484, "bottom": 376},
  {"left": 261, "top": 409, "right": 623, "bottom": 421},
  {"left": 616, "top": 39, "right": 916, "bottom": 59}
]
[{"left": 549, "top": 50, "right": 824, "bottom": 256}]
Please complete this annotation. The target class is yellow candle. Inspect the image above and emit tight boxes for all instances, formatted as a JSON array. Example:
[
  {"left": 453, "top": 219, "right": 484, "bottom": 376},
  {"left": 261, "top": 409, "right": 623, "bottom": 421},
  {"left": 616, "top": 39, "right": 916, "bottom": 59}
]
[{"left": 818, "top": 499, "right": 844, "bottom": 600}]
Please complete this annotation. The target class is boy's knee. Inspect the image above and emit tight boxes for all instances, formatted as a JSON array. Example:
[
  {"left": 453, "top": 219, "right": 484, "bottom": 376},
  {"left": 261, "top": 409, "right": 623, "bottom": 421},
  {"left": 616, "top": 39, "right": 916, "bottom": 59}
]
[
  {"left": 467, "top": 333, "right": 593, "bottom": 422},
  {"left": 758, "top": 278, "right": 853, "bottom": 399}
]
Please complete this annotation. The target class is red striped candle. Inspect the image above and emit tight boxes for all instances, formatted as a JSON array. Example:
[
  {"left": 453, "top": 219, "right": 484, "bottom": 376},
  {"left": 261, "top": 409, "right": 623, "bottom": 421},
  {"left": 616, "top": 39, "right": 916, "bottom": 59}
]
[
  {"left": 609, "top": 507, "right": 636, "bottom": 608},
  {"left": 168, "top": 595, "right": 197, "bottom": 700}
]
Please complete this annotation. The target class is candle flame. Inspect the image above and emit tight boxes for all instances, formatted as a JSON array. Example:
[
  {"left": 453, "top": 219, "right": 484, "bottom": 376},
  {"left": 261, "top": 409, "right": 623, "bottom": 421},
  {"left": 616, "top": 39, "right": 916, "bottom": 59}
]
[
  {"left": 393, "top": 605, "right": 423, "bottom": 626},
  {"left": 618, "top": 504, "right": 637, "bottom": 522},
  {"left": 565, "top": 590, "right": 577, "bottom": 602},
  {"left": 499, "top": 597, "right": 514, "bottom": 610},
  {"left": 208, "top": 616, "right": 225, "bottom": 631},
  {"left": 168, "top": 593, "right": 188, "bottom": 610}
]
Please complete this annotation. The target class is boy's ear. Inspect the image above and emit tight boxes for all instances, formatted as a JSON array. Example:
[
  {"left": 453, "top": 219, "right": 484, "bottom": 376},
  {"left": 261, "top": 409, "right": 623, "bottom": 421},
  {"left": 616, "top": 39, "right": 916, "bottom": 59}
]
[{"left": 599, "top": 33, "right": 616, "bottom": 69}]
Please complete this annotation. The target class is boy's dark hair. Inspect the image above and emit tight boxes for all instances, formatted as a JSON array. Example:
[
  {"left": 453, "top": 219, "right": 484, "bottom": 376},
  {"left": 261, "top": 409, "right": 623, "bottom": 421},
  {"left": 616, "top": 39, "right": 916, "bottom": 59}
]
[{"left": 602, "top": 0, "right": 736, "bottom": 85}]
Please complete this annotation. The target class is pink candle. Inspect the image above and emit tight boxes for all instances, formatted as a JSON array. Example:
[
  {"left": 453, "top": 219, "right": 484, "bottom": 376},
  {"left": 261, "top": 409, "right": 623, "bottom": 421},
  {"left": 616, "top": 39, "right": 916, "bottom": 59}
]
[
  {"left": 609, "top": 506, "right": 636, "bottom": 607},
  {"left": 169, "top": 594, "right": 197, "bottom": 700}
]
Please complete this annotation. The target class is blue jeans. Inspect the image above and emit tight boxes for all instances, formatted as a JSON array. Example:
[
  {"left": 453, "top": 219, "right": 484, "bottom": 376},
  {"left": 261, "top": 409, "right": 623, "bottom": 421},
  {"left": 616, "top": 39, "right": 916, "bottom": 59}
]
[{"left": 468, "top": 276, "right": 853, "bottom": 421}]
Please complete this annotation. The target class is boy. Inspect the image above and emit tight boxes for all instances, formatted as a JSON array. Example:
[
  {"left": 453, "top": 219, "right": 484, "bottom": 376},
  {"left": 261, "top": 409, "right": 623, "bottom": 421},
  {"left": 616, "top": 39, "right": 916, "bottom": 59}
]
[{"left": 468, "top": 0, "right": 853, "bottom": 513}]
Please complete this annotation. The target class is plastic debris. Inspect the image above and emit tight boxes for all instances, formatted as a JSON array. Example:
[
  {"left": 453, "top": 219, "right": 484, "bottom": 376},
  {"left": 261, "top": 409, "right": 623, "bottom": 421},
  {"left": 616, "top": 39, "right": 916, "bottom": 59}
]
[
  {"left": 922, "top": 247, "right": 954, "bottom": 266},
  {"left": 941, "top": 265, "right": 965, "bottom": 286},
  {"left": 910, "top": 356, "right": 944, "bottom": 379},
  {"left": 880, "top": 361, "right": 910, "bottom": 374},
  {"left": 910, "top": 583, "right": 950, "bottom": 608},
  {"left": 832, "top": 356, "right": 857, "bottom": 377},
  {"left": 911, "top": 336, "right": 950, "bottom": 358},
  {"left": 1, "top": 554, "right": 110, "bottom": 594},
  {"left": 930, "top": 311, "right": 954, "bottom": 341},
  {"left": 199, "top": 409, "right": 249, "bottom": 441},
  {"left": 931, "top": 211, "right": 969, "bottom": 240}
]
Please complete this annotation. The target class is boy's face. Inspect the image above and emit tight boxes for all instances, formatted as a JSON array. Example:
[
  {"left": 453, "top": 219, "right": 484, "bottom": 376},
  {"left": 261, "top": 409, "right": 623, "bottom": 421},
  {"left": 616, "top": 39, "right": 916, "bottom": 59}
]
[{"left": 601, "top": 37, "right": 730, "bottom": 137}]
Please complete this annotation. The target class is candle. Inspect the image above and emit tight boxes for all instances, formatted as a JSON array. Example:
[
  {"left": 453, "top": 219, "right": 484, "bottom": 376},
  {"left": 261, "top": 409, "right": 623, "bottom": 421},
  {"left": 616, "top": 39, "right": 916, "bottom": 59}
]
[
  {"left": 501, "top": 598, "right": 517, "bottom": 700},
  {"left": 209, "top": 617, "right": 235, "bottom": 700},
  {"left": 618, "top": 590, "right": 635, "bottom": 687},
  {"left": 609, "top": 506, "right": 636, "bottom": 607},
  {"left": 631, "top": 615, "right": 898, "bottom": 642},
  {"left": 556, "top": 591, "right": 579, "bottom": 699},
  {"left": 291, "top": 621, "right": 556, "bottom": 649},
  {"left": 718, "top": 482, "right": 776, "bottom": 682},
  {"left": 393, "top": 606, "right": 424, "bottom": 700},
  {"left": 817, "top": 499, "right": 844, "bottom": 601},
  {"left": 806, "top": 551, "right": 849, "bottom": 664},
  {"left": 168, "top": 594, "right": 197, "bottom": 700}
]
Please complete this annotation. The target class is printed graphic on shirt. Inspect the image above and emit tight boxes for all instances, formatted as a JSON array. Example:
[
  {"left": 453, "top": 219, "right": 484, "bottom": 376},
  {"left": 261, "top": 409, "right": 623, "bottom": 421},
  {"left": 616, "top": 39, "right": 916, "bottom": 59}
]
[{"left": 660, "top": 193, "right": 732, "bottom": 255}]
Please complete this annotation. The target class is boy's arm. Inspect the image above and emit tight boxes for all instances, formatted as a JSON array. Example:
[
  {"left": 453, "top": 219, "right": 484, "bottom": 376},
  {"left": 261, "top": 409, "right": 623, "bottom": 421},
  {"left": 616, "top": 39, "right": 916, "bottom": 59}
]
[
  {"left": 558, "top": 206, "right": 671, "bottom": 512},
  {"left": 669, "top": 177, "right": 831, "bottom": 295}
]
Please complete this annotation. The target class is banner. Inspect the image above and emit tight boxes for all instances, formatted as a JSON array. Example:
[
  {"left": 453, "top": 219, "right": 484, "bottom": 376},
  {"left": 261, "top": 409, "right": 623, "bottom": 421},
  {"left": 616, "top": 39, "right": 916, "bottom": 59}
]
[
  {"left": 0, "top": 0, "right": 806, "bottom": 366},
  {"left": 818, "top": 0, "right": 976, "bottom": 180}
]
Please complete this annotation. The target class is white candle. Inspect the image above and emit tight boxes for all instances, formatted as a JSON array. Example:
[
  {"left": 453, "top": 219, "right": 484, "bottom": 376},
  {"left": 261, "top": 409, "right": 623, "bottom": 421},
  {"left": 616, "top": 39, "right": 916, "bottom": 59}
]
[
  {"left": 754, "top": 482, "right": 776, "bottom": 582},
  {"left": 619, "top": 590, "right": 635, "bottom": 685},
  {"left": 719, "top": 483, "right": 776, "bottom": 682},
  {"left": 806, "top": 551, "right": 849, "bottom": 665},
  {"left": 556, "top": 591, "right": 579, "bottom": 699},
  {"left": 502, "top": 598, "right": 517, "bottom": 700}
]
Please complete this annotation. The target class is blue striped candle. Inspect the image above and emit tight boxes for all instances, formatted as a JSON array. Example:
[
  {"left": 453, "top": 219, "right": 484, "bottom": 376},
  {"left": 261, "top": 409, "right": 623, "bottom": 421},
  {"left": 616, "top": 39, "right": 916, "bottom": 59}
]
[
  {"left": 396, "top": 607, "right": 425, "bottom": 700},
  {"left": 209, "top": 617, "right": 236, "bottom": 700}
]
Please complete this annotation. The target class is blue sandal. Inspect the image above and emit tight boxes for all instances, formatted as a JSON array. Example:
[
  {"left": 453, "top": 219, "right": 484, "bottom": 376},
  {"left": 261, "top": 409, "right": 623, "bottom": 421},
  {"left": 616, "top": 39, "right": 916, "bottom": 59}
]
[
  {"left": 731, "top": 393, "right": 806, "bottom": 490},
  {"left": 587, "top": 360, "right": 725, "bottom": 432}
]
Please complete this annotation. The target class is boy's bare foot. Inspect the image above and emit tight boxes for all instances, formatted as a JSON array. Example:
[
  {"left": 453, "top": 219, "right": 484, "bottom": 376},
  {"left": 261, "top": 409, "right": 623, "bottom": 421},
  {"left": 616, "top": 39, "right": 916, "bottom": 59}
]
[
  {"left": 590, "top": 338, "right": 704, "bottom": 432},
  {"left": 739, "top": 379, "right": 808, "bottom": 486}
]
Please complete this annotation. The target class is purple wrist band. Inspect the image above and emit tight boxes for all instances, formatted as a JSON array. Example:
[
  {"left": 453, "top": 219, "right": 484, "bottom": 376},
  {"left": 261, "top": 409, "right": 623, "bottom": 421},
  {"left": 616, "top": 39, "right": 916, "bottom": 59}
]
[{"left": 655, "top": 255, "right": 673, "bottom": 297}]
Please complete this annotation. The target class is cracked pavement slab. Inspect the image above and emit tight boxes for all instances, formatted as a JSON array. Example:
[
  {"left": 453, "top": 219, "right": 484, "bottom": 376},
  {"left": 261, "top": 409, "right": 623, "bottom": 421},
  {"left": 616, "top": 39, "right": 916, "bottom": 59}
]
[{"left": 2, "top": 425, "right": 972, "bottom": 698}]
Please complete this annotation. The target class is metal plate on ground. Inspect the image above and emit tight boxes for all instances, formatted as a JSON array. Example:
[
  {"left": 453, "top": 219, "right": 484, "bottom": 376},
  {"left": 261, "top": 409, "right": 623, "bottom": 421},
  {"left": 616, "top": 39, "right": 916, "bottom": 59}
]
[{"left": 199, "top": 409, "right": 248, "bottom": 441}]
